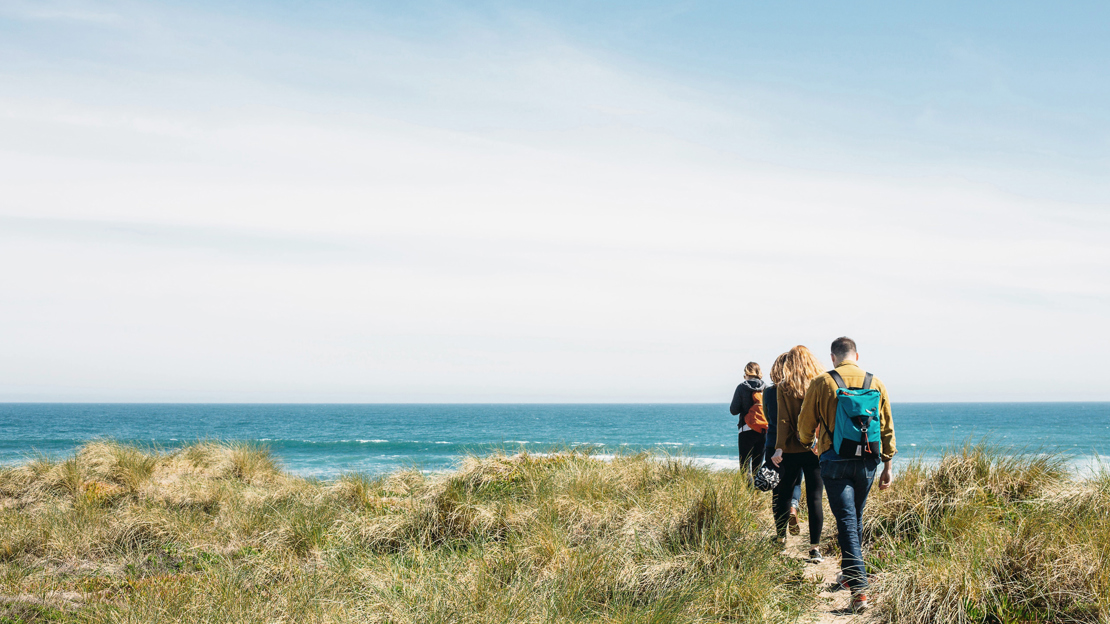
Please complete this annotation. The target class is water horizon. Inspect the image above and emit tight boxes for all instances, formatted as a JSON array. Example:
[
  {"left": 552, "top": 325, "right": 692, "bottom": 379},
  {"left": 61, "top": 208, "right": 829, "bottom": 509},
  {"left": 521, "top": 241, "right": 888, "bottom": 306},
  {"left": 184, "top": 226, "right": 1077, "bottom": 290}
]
[{"left": 2, "top": 402, "right": 1106, "bottom": 478}]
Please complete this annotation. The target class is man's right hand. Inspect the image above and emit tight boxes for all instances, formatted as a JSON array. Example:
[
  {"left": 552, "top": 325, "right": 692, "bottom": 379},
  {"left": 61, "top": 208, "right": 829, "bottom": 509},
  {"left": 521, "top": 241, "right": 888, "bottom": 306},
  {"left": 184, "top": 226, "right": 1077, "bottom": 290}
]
[
  {"left": 878, "top": 461, "right": 894, "bottom": 490},
  {"left": 770, "top": 449, "right": 783, "bottom": 467}
]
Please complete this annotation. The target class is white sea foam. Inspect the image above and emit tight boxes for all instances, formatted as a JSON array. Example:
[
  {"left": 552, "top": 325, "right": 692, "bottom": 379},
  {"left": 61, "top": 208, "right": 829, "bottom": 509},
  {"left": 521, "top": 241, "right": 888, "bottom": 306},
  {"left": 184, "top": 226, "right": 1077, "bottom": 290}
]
[
  {"left": 1071, "top": 455, "right": 1107, "bottom": 478},
  {"left": 526, "top": 451, "right": 734, "bottom": 471},
  {"left": 690, "top": 457, "right": 737, "bottom": 471},
  {"left": 531, "top": 451, "right": 617, "bottom": 461}
]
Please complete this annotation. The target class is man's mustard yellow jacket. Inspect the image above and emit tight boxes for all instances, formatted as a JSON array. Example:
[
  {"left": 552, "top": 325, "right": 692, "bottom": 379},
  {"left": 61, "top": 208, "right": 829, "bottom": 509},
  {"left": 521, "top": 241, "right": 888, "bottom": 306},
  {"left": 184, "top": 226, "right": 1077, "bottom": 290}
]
[{"left": 797, "top": 360, "right": 897, "bottom": 462}]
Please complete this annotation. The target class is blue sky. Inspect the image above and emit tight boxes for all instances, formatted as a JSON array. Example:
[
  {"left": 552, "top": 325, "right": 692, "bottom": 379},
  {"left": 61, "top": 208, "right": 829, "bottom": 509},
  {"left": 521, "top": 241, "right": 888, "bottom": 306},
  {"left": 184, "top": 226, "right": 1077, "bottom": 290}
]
[{"left": 1, "top": 1, "right": 1108, "bottom": 401}]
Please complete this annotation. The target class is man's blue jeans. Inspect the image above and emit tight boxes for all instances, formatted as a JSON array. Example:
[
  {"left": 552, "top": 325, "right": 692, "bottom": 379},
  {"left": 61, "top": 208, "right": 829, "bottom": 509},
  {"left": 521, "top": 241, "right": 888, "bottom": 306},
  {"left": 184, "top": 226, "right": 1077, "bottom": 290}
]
[{"left": 819, "top": 450, "right": 879, "bottom": 593}]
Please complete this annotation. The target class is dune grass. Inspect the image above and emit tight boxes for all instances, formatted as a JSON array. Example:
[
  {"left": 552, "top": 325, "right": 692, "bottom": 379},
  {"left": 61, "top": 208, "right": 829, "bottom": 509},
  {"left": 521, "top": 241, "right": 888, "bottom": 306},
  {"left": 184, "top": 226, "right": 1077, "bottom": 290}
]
[
  {"left": 864, "top": 445, "right": 1110, "bottom": 623},
  {"left": 0, "top": 442, "right": 813, "bottom": 623},
  {"left": 0, "top": 442, "right": 1106, "bottom": 623}
]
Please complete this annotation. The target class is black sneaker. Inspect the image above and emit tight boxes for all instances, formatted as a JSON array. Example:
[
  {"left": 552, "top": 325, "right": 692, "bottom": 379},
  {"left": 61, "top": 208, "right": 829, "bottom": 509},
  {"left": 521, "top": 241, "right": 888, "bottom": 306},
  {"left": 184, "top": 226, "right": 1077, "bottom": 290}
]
[{"left": 806, "top": 548, "right": 823, "bottom": 563}]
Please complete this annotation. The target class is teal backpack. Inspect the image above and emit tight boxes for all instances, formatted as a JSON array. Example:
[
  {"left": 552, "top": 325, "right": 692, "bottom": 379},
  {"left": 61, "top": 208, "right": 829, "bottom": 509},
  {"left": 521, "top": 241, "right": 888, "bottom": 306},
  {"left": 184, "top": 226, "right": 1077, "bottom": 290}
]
[{"left": 829, "top": 370, "right": 883, "bottom": 459}]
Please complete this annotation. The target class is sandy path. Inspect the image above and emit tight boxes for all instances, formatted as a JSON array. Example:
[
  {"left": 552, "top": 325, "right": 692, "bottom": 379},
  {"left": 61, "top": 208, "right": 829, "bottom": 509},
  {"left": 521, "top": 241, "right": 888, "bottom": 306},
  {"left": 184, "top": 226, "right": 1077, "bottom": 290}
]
[{"left": 781, "top": 538, "right": 863, "bottom": 624}]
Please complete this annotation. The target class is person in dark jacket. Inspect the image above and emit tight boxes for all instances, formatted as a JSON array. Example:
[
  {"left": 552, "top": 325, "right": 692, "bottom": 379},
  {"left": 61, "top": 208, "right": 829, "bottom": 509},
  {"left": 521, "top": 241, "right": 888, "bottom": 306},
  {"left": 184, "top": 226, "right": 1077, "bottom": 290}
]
[
  {"left": 764, "top": 353, "right": 803, "bottom": 535},
  {"left": 730, "top": 361, "right": 767, "bottom": 478}
]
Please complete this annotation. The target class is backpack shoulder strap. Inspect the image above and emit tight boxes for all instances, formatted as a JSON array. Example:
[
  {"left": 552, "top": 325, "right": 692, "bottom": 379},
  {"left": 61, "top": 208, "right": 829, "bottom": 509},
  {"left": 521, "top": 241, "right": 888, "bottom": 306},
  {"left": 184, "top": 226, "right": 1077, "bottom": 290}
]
[
  {"left": 863, "top": 373, "right": 873, "bottom": 390},
  {"left": 828, "top": 370, "right": 846, "bottom": 389}
]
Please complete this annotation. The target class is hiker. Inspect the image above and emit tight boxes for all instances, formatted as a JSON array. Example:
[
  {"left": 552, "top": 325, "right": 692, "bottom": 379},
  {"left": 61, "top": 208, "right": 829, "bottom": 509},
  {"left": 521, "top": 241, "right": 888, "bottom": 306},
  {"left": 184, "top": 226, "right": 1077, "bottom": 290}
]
[
  {"left": 763, "top": 352, "right": 804, "bottom": 536},
  {"left": 730, "top": 361, "right": 768, "bottom": 478},
  {"left": 769, "top": 346, "right": 825, "bottom": 562},
  {"left": 797, "top": 337, "right": 896, "bottom": 614}
]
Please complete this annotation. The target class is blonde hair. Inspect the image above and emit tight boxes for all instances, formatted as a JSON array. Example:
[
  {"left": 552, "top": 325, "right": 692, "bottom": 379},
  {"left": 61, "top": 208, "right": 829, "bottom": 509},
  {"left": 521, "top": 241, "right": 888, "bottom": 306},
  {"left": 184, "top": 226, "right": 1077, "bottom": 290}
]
[
  {"left": 778, "top": 345, "right": 825, "bottom": 400},
  {"left": 743, "top": 361, "right": 762, "bottom": 379},
  {"left": 769, "top": 352, "right": 788, "bottom": 384}
]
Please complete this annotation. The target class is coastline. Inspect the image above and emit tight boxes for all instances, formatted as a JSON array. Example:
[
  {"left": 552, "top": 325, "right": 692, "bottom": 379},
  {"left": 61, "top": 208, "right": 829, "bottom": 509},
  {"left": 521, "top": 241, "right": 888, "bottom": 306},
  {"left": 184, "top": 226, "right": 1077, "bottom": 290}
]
[{"left": 3, "top": 402, "right": 1108, "bottom": 480}]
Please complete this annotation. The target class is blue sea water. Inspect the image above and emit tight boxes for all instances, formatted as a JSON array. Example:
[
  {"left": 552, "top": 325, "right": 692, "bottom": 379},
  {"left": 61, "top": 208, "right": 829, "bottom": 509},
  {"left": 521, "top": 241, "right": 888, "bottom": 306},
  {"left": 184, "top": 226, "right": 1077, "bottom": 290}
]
[{"left": 0, "top": 403, "right": 1107, "bottom": 478}]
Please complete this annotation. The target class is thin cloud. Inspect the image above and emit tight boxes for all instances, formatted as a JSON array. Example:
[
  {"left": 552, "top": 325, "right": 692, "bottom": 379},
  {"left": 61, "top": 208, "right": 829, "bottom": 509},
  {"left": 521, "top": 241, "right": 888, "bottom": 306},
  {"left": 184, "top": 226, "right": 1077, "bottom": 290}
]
[
  {"left": 0, "top": 2, "right": 1107, "bottom": 401},
  {"left": 1, "top": 0, "right": 122, "bottom": 23}
]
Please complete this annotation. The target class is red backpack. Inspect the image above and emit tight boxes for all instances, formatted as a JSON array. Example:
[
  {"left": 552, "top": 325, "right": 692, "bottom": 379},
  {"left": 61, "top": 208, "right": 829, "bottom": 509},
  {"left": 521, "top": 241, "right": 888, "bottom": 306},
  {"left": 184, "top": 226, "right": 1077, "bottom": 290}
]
[{"left": 744, "top": 389, "right": 768, "bottom": 433}]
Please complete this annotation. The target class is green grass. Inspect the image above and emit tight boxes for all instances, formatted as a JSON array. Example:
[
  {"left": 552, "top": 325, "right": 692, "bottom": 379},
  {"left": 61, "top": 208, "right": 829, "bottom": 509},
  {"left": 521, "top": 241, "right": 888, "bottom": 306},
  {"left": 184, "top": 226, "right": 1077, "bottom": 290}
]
[
  {"left": 0, "top": 442, "right": 814, "bottom": 623},
  {"left": 2, "top": 442, "right": 1106, "bottom": 623},
  {"left": 864, "top": 445, "right": 1110, "bottom": 623}
]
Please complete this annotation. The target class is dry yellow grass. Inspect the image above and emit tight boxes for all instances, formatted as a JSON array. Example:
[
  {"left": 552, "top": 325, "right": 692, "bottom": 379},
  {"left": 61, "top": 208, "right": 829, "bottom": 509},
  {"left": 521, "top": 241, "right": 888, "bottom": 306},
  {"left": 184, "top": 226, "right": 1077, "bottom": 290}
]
[
  {"left": 864, "top": 446, "right": 1110, "bottom": 624},
  {"left": 0, "top": 442, "right": 813, "bottom": 623},
  {"left": 3, "top": 442, "right": 1104, "bottom": 623}
]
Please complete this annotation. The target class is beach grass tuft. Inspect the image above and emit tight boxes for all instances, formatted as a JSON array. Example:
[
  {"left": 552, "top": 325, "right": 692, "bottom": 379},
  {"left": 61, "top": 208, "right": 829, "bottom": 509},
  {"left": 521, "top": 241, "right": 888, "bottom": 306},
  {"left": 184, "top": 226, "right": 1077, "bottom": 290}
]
[
  {"left": 0, "top": 442, "right": 1106, "bottom": 622},
  {"left": 0, "top": 443, "right": 812, "bottom": 623},
  {"left": 865, "top": 445, "right": 1109, "bottom": 623}
]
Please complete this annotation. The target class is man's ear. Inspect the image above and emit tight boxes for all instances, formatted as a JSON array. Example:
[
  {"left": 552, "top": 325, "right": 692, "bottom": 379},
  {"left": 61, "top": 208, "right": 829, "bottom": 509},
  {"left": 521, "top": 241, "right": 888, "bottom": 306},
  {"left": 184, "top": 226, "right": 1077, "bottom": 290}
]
[{"left": 854, "top": 352, "right": 860, "bottom": 362}]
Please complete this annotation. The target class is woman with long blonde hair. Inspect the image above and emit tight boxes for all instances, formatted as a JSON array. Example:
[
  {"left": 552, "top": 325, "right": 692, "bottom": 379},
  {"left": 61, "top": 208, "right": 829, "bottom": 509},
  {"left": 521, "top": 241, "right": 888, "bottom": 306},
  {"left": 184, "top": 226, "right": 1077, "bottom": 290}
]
[
  {"left": 763, "top": 352, "right": 803, "bottom": 535},
  {"left": 769, "top": 345, "right": 826, "bottom": 561}
]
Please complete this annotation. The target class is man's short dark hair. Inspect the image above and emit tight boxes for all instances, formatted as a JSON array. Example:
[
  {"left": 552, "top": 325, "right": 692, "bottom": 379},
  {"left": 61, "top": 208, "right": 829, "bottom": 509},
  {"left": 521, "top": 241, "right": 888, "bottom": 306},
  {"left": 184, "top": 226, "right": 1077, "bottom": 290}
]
[{"left": 831, "top": 336, "right": 857, "bottom": 360}]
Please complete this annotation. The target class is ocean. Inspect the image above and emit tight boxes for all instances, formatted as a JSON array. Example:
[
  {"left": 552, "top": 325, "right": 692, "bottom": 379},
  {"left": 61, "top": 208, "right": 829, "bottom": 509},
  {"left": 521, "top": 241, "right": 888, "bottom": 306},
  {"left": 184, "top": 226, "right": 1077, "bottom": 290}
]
[{"left": 1, "top": 403, "right": 1107, "bottom": 478}]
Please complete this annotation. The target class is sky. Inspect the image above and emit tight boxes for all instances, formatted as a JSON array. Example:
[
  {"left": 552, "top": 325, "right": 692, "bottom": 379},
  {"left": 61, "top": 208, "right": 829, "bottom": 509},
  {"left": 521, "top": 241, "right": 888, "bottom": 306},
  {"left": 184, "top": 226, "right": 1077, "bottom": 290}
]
[{"left": 1, "top": 0, "right": 1108, "bottom": 402}]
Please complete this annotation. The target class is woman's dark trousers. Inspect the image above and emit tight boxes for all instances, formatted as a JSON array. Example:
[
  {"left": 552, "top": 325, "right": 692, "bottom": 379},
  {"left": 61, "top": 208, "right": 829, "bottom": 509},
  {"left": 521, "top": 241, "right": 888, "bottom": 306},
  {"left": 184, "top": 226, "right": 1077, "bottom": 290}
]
[
  {"left": 773, "top": 451, "right": 824, "bottom": 544},
  {"left": 765, "top": 447, "right": 802, "bottom": 513},
  {"left": 737, "top": 430, "right": 766, "bottom": 478}
]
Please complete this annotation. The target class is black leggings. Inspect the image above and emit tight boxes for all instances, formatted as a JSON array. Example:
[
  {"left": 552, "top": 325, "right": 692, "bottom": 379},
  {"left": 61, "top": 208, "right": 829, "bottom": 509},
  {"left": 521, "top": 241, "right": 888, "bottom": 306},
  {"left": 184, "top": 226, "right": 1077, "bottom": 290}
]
[
  {"left": 773, "top": 451, "right": 824, "bottom": 544},
  {"left": 766, "top": 447, "right": 803, "bottom": 515},
  {"left": 737, "top": 430, "right": 766, "bottom": 478}
]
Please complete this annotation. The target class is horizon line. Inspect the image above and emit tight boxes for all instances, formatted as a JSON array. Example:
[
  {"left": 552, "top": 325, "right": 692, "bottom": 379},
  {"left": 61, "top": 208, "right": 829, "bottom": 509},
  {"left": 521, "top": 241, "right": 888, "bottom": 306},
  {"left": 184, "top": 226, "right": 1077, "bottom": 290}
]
[{"left": 2, "top": 400, "right": 1108, "bottom": 406}]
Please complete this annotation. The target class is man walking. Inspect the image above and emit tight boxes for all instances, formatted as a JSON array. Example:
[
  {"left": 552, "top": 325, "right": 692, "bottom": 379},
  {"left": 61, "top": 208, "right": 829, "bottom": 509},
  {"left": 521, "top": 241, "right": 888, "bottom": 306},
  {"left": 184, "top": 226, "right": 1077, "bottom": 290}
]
[{"left": 797, "top": 337, "right": 896, "bottom": 613}]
